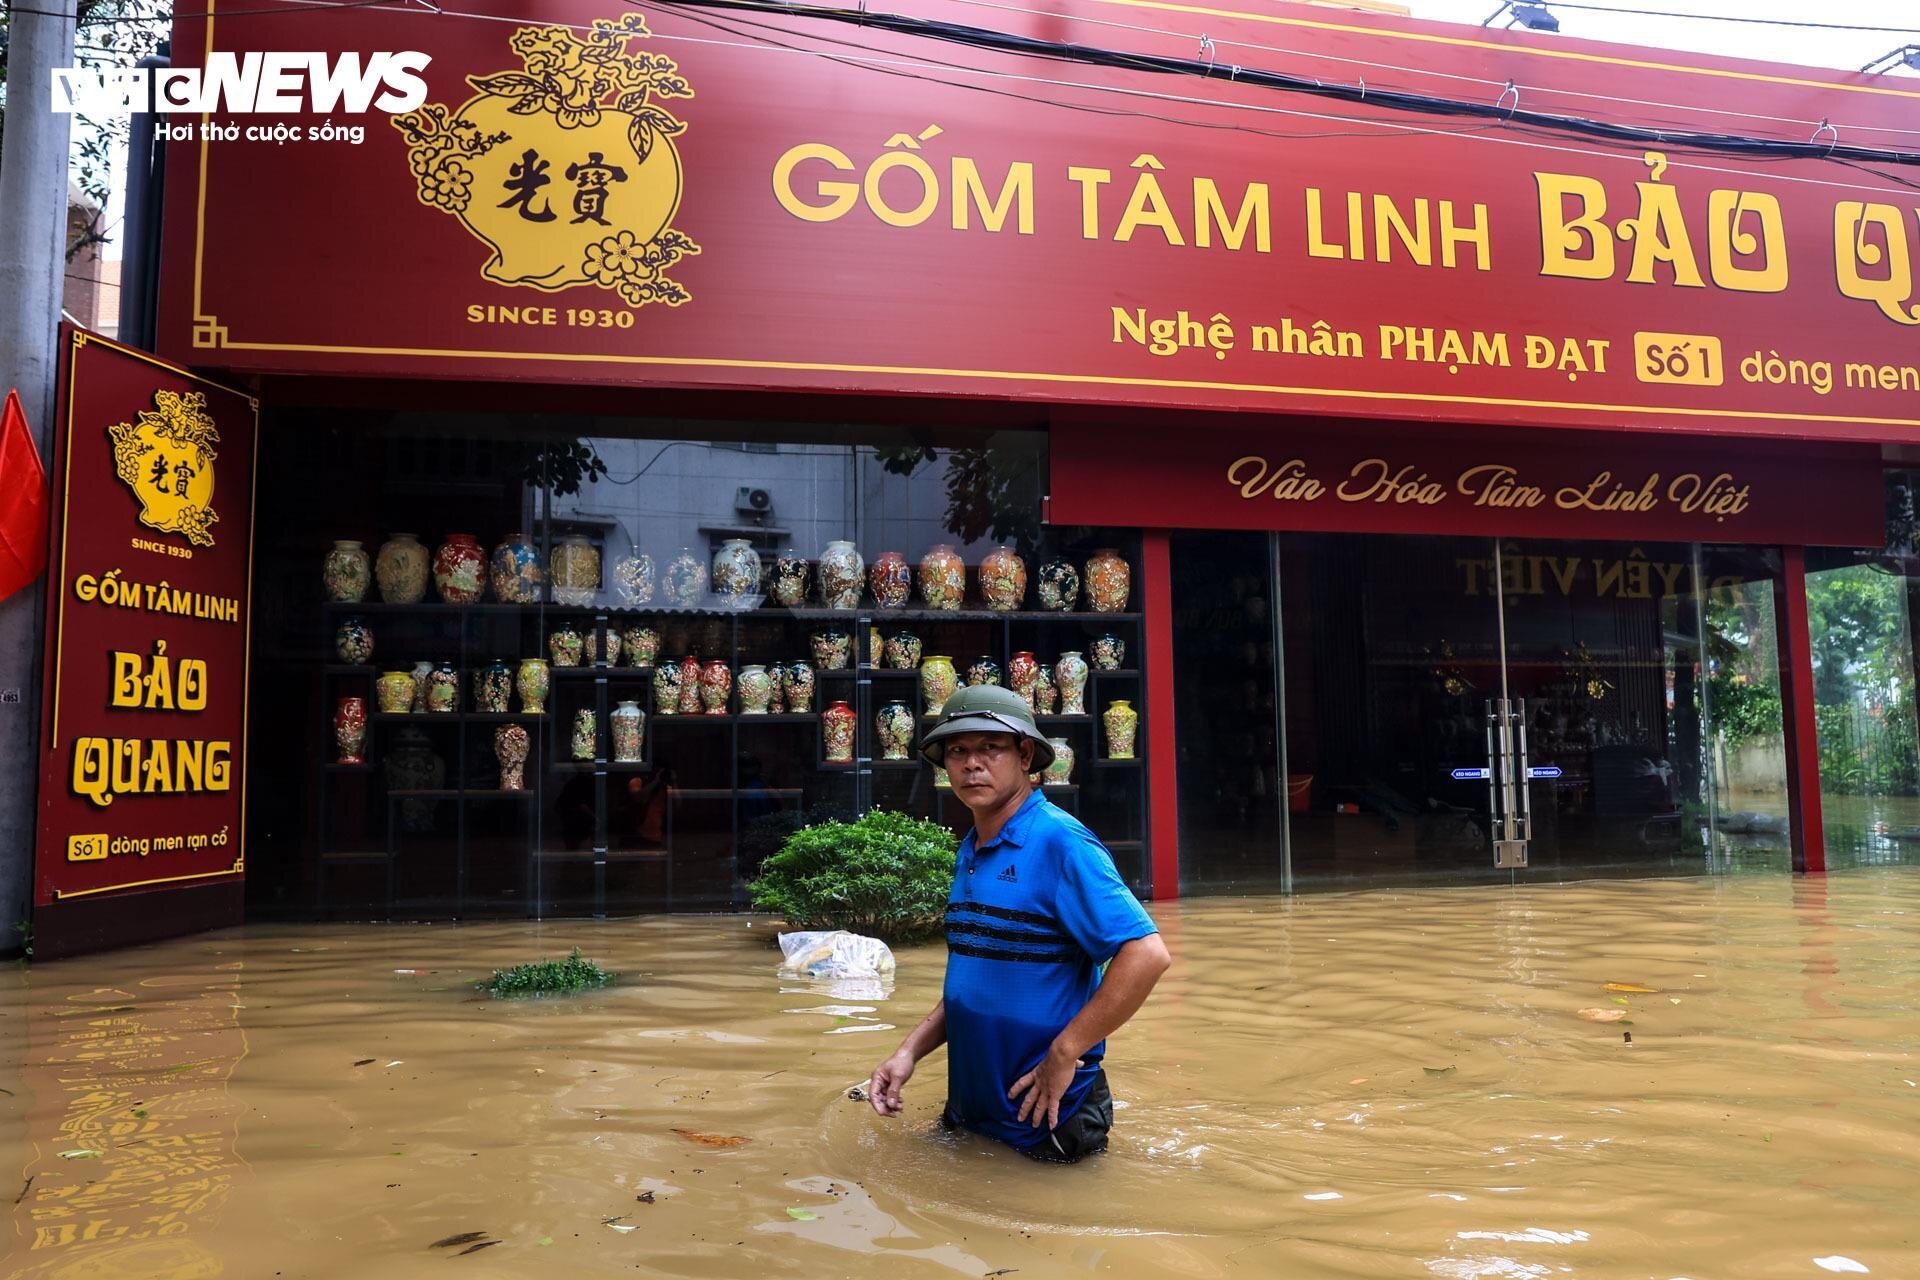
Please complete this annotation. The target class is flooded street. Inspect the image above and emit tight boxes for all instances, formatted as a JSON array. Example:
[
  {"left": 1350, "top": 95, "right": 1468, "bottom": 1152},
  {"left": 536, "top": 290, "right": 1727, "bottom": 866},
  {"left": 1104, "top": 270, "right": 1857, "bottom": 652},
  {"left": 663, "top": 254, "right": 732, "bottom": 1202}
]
[{"left": 6, "top": 870, "right": 1920, "bottom": 1280}]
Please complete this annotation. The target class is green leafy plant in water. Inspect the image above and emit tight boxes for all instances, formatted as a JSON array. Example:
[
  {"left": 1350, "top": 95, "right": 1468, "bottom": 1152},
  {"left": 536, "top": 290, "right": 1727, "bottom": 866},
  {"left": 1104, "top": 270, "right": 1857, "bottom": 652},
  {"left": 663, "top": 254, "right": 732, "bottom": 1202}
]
[
  {"left": 748, "top": 809, "right": 957, "bottom": 943},
  {"left": 478, "top": 947, "right": 614, "bottom": 997}
]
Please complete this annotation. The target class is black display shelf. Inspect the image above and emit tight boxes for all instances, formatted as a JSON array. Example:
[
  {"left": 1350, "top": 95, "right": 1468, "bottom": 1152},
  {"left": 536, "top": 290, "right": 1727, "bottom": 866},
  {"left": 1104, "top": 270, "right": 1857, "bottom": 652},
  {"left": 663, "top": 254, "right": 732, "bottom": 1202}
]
[
  {"left": 1090, "top": 668, "right": 1140, "bottom": 678},
  {"left": 324, "top": 664, "right": 376, "bottom": 675},
  {"left": 1092, "top": 757, "right": 1144, "bottom": 768},
  {"left": 323, "top": 761, "right": 376, "bottom": 772}
]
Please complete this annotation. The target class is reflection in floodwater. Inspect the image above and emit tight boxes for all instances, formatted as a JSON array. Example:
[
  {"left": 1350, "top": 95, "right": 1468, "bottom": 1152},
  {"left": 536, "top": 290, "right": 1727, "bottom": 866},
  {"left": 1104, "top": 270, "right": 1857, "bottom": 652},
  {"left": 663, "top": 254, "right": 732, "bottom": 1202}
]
[{"left": 5, "top": 871, "right": 1920, "bottom": 1278}]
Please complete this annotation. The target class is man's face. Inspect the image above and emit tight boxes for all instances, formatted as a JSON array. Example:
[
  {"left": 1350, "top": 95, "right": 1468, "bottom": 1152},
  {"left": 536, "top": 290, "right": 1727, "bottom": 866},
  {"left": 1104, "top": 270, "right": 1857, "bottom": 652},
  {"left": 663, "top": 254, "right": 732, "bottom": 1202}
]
[{"left": 941, "top": 730, "right": 1035, "bottom": 812}]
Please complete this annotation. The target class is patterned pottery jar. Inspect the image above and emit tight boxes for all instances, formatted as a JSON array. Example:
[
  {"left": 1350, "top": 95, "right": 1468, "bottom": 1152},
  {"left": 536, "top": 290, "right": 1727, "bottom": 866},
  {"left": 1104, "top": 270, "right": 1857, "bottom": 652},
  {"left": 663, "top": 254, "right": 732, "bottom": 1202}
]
[
  {"left": 810, "top": 629, "right": 852, "bottom": 671},
  {"left": 571, "top": 708, "right": 597, "bottom": 761},
  {"left": 884, "top": 630, "right": 922, "bottom": 671},
  {"left": 1033, "top": 665, "right": 1058, "bottom": 715},
  {"left": 432, "top": 534, "right": 485, "bottom": 604},
  {"left": 965, "top": 655, "right": 1002, "bottom": 687},
  {"left": 822, "top": 700, "right": 857, "bottom": 763},
  {"left": 489, "top": 533, "right": 544, "bottom": 604},
  {"left": 818, "top": 540, "right": 865, "bottom": 610},
  {"left": 920, "top": 655, "right": 958, "bottom": 716},
  {"left": 1086, "top": 548, "right": 1131, "bottom": 612},
  {"left": 711, "top": 538, "right": 762, "bottom": 608},
  {"left": 620, "top": 624, "right": 660, "bottom": 668},
  {"left": 737, "top": 664, "right": 773, "bottom": 714},
  {"left": 494, "top": 724, "right": 530, "bottom": 790},
  {"left": 1037, "top": 557, "right": 1080, "bottom": 612},
  {"left": 612, "top": 552, "right": 655, "bottom": 606},
  {"left": 548, "top": 621, "right": 584, "bottom": 668},
  {"left": 700, "top": 658, "right": 733, "bottom": 714},
  {"left": 767, "top": 664, "right": 787, "bottom": 713},
  {"left": 876, "top": 700, "right": 915, "bottom": 760},
  {"left": 376, "top": 669, "right": 415, "bottom": 715},
  {"left": 385, "top": 728, "right": 444, "bottom": 831},
  {"left": 334, "top": 617, "right": 374, "bottom": 665},
  {"left": 869, "top": 551, "right": 911, "bottom": 610},
  {"left": 1006, "top": 650, "right": 1039, "bottom": 707},
  {"left": 678, "top": 654, "right": 704, "bottom": 715},
  {"left": 551, "top": 534, "right": 601, "bottom": 606},
  {"left": 583, "top": 627, "right": 621, "bottom": 667},
  {"left": 1102, "top": 698, "right": 1139, "bottom": 760},
  {"left": 426, "top": 661, "right": 460, "bottom": 713},
  {"left": 918, "top": 544, "right": 965, "bottom": 611},
  {"left": 1056, "top": 650, "right": 1089, "bottom": 715},
  {"left": 374, "top": 533, "right": 428, "bottom": 604},
  {"left": 869, "top": 625, "right": 885, "bottom": 668},
  {"left": 410, "top": 660, "right": 434, "bottom": 713},
  {"left": 770, "top": 553, "right": 810, "bottom": 608},
  {"left": 652, "top": 662, "right": 681, "bottom": 716},
  {"left": 785, "top": 661, "right": 816, "bottom": 713},
  {"left": 323, "top": 539, "right": 370, "bottom": 603},
  {"left": 515, "top": 658, "right": 549, "bottom": 714},
  {"left": 663, "top": 548, "right": 706, "bottom": 607},
  {"left": 472, "top": 659, "right": 514, "bottom": 713},
  {"left": 1091, "top": 634, "right": 1126, "bottom": 670},
  {"left": 933, "top": 765, "right": 951, "bottom": 789},
  {"left": 979, "top": 546, "right": 1027, "bottom": 611},
  {"left": 1044, "top": 737, "right": 1075, "bottom": 787},
  {"left": 611, "top": 701, "right": 645, "bottom": 762},
  {"left": 333, "top": 696, "right": 367, "bottom": 764}
]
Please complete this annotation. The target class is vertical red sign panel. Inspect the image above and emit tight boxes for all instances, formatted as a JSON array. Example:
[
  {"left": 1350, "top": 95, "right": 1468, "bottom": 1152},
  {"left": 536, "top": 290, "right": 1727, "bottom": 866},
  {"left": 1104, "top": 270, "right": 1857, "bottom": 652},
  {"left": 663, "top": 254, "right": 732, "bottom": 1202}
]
[{"left": 34, "top": 328, "right": 258, "bottom": 958}]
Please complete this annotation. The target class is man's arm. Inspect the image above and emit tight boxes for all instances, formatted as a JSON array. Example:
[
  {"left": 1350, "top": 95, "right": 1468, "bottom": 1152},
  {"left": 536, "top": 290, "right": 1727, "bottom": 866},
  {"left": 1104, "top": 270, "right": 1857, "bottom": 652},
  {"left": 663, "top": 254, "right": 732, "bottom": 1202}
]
[
  {"left": 867, "top": 999, "right": 946, "bottom": 1117},
  {"left": 1009, "top": 933, "right": 1171, "bottom": 1129}
]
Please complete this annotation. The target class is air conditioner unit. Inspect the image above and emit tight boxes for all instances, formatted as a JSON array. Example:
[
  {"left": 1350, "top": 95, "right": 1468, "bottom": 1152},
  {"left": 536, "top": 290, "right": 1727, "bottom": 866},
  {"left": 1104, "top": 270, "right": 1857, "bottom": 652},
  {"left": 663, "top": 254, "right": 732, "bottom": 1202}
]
[{"left": 734, "top": 486, "right": 772, "bottom": 517}]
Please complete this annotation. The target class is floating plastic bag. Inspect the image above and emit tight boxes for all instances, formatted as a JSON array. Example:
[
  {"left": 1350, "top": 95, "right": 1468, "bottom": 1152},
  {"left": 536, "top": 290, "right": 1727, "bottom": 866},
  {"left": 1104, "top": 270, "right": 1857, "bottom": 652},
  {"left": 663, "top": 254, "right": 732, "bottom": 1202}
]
[{"left": 777, "top": 930, "right": 896, "bottom": 980}]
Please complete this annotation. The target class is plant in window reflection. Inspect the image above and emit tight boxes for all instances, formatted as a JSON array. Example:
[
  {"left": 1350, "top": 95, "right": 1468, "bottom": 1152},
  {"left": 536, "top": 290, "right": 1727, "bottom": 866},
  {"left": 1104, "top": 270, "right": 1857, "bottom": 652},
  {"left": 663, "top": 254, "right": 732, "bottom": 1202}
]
[
  {"left": 876, "top": 445, "right": 1069, "bottom": 550},
  {"left": 521, "top": 439, "right": 609, "bottom": 496}
]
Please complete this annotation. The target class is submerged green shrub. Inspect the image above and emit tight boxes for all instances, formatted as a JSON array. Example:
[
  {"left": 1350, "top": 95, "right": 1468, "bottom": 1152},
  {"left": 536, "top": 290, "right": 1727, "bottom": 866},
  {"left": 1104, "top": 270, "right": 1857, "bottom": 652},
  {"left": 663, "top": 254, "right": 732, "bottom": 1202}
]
[
  {"left": 479, "top": 947, "right": 614, "bottom": 997},
  {"left": 748, "top": 810, "right": 957, "bottom": 943}
]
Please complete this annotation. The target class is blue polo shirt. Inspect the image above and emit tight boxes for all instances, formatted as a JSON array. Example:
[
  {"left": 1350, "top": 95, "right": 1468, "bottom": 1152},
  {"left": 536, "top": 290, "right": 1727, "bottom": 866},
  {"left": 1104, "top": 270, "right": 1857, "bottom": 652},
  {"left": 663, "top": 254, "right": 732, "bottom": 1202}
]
[{"left": 942, "top": 790, "right": 1158, "bottom": 1150}]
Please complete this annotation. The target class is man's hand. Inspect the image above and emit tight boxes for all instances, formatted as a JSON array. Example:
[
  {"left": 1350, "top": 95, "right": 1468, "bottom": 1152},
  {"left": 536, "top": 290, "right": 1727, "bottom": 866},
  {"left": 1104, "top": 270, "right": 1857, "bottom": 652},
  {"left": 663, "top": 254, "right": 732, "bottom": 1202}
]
[
  {"left": 1008, "top": 1048, "right": 1081, "bottom": 1131},
  {"left": 868, "top": 1049, "right": 916, "bottom": 1117}
]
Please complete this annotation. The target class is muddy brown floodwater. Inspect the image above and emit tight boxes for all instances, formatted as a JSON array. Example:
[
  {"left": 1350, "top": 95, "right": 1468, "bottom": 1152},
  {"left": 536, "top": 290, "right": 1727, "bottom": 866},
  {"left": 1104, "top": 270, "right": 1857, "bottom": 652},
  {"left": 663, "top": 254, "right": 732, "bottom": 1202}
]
[{"left": 5, "top": 870, "right": 1919, "bottom": 1279}]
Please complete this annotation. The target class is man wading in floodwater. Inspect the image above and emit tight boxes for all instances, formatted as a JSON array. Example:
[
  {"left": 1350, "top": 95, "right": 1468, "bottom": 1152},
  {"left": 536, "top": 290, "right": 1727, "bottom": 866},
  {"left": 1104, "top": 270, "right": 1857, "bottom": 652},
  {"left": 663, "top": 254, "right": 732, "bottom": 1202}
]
[{"left": 866, "top": 686, "right": 1171, "bottom": 1162}]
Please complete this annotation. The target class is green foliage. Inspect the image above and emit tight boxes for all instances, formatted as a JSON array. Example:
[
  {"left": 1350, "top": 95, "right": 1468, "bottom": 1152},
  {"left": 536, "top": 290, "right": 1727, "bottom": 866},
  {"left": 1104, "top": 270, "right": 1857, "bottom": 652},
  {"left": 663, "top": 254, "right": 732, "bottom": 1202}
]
[
  {"left": 478, "top": 947, "right": 613, "bottom": 998},
  {"left": 1816, "top": 696, "right": 1920, "bottom": 796},
  {"left": 1705, "top": 672, "right": 1782, "bottom": 746},
  {"left": 874, "top": 442, "right": 1062, "bottom": 552},
  {"left": 749, "top": 810, "right": 958, "bottom": 943},
  {"left": 11, "top": 920, "right": 32, "bottom": 961}
]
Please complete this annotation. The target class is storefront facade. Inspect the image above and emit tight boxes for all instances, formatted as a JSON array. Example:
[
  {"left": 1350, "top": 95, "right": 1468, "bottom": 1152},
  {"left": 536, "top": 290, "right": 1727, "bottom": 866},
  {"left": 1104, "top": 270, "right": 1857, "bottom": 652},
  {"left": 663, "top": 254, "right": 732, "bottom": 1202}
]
[{"left": 29, "top": 0, "right": 1920, "bottom": 951}]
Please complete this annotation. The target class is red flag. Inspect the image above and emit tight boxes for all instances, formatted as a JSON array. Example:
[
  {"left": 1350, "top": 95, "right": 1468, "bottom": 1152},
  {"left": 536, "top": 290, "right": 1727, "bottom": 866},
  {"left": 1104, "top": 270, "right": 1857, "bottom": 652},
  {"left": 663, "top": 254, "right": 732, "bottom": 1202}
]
[{"left": 0, "top": 388, "right": 50, "bottom": 602}]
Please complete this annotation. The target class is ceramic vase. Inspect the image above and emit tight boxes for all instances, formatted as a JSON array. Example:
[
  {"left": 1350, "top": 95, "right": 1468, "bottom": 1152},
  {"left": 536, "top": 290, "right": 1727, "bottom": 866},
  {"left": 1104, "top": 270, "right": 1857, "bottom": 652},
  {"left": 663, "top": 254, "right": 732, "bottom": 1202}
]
[
  {"left": 678, "top": 655, "right": 703, "bottom": 715},
  {"left": 1037, "top": 557, "right": 1080, "bottom": 611},
  {"left": 822, "top": 700, "right": 857, "bottom": 763},
  {"left": 966, "top": 655, "right": 1002, "bottom": 687},
  {"left": 376, "top": 669, "right": 415, "bottom": 714},
  {"left": 323, "top": 539, "right": 370, "bottom": 603},
  {"left": 333, "top": 695, "right": 366, "bottom": 763},
  {"left": 918, "top": 544, "right": 965, "bottom": 611},
  {"left": 489, "top": 533, "right": 543, "bottom": 604},
  {"left": 385, "top": 729, "right": 444, "bottom": 831},
  {"left": 611, "top": 701, "right": 645, "bottom": 762},
  {"left": 737, "top": 664, "right": 773, "bottom": 714},
  {"left": 818, "top": 540, "right": 864, "bottom": 610},
  {"left": 771, "top": 553, "right": 810, "bottom": 607},
  {"left": 432, "top": 534, "right": 485, "bottom": 604},
  {"left": 1006, "top": 650, "right": 1039, "bottom": 708},
  {"left": 549, "top": 620, "right": 584, "bottom": 668},
  {"left": 584, "top": 627, "right": 620, "bottom": 666},
  {"left": 664, "top": 548, "right": 706, "bottom": 607},
  {"left": 912, "top": 656, "right": 952, "bottom": 718},
  {"left": 374, "top": 533, "right": 428, "bottom": 604},
  {"left": 876, "top": 700, "right": 915, "bottom": 760},
  {"left": 869, "top": 552, "right": 911, "bottom": 609},
  {"left": 700, "top": 659, "right": 733, "bottom": 714},
  {"left": 933, "top": 765, "right": 951, "bottom": 789},
  {"left": 767, "top": 664, "right": 787, "bottom": 713},
  {"left": 494, "top": 724, "right": 530, "bottom": 790},
  {"left": 1044, "top": 737, "right": 1075, "bottom": 787},
  {"left": 1091, "top": 634, "right": 1126, "bottom": 671},
  {"left": 612, "top": 552, "right": 655, "bottom": 606},
  {"left": 409, "top": 660, "right": 434, "bottom": 713},
  {"left": 980, "top": 545, "right": 1027, "bottom": 611},
  {"left": 571, "top": 709, "right": 597, "bottom": 761},
  {"left": 711, "top": 538, "right": 761, "bottom": 608},
  {"left": 785, "top": 661, "right": 816, "bottom": 713},
  {"left": 515, "top": 658, "right": 549, "bottom": 714},
  {"left": 1056, "top": 651, "right": 1089, "bottom": 715},
  {"left": 1102, "top": 698, "right": 1139, "bottom": 759},
  {"left": 548, "top": 534, "right": 600, "bottom": 606},
  {"left": 885, "top": 630, "right": 922, "bottom": 671},
  {"left": 426, "top": 661, "right": 460, "bottom": 713},
  {"left": 1033, "top": 665, "right": 1058, "bottom": 714},
  {"left": 472, "top": 659, "right": 513, "bottom": 713},
  {"left": 652, "top": 662, "right": 681, "bottom": 716},
  {"left": 621, "top": 624, "right": 660, "bottom": 668},
  {"left": 335, "top": 617, "right": 374, "bottom": 665},
  {"left": 1086, "top": 548, "right": 1131, "bottom": 612},
  {"left": 810, "top": 629, "right": 851, "bottom": 671}
]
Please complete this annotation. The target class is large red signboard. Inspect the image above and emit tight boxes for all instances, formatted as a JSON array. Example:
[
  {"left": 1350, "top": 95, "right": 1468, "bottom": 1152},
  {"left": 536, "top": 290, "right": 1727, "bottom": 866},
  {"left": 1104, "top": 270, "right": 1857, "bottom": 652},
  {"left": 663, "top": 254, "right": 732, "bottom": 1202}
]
[
  {"left": 36, "top": 329, "right": 257, "bottom": 914},
  {"left": 156, "top": 0, "right": 1920, "bottom": 442}
]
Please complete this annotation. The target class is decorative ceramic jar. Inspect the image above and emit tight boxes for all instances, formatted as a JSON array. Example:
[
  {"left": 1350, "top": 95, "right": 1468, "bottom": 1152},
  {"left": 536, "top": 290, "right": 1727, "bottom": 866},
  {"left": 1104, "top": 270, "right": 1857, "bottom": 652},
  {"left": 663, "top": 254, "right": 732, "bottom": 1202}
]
[
  {"left": 548, "top": 620, "right": 584, "bottom": 668},
  {"left": 810, "top": 629, "right": 852, "bottom": 671},
  {"left": 1086, "top": 548, "right": 1131, "bottom": 612},
  {"left": 663, "top": 548, "right": 706, "bottom": 607},
  {"left": 583, "top": 627, "right": 620, "bottom": 667},
  {"left": 869, "top": 552, "right": 911, "bottom": 609},
  {"left": 333, "top": 696, "right": 367, "bottom": 764},
  {"left": 374, "top": 533, "right": 428, "bottom": 604},
  {"left": 571, "top": 708, "right": 597, "bottom": 761},
  {"left": 737, "top": 664, "right": 773, "bottom": 714},
  {"left": 548, "top": 534, "right": 600, "bottom": 606},
  {"left": 699, "top": 658, "right": 733, "bottom": 714},
  {"left": 822, "top": 700, "right": 857, "bottom": 763},
  {"left": 334, "top": 617, "right": 374, "bottom": 665},
  {"left": 919, "top": 655, "right": 959, "bottom": 716},
  {"left": 612, "top": 552, "right": 655, "bottom": 606},
  {"left": 620, "top": 624, "right": 660, "bottom": 668},
  {"left": 409, "top": 660, "right": 434, "bottom": 713},
  {"left": 652, "top": 662, "right": 681, "bottom": 716},
  {"left": 323, "top": 539, "right": 370, "bottom": 603},
  {"left": 1033, "top": 665, "right": 1058, "bottom": 715},
  {"left": 611, "top": 701, "right": 645, "bottom": 762},
  {"left": 385, "top": 728, "right": 444, "bottom": 831},
  {"left": 1007, "top": 650, "right": 1039, "bottom": 707},
  {"left": 494, "top": 724, "right": 530, "bottom": 790},
  {"left": 678, "top": 654, "right": 704, "bottom": 715},
  {"left": 1056, "top": 650, "right": 1089, "bottom": 715},
  {"left": 1037, "top": 557, "right": 1080, "bottom": 611},
  {"left": 885, "top": 630, "right": 923, "bottom": 671},
  {"left": 785, "top": 661, "right": 816, "bottom": 713},
  {"left": 515, "top": 657, "right": 549, "bottom": 714},
  {"left": 980, "top": 545, "right": 1027, "bottom": 611},
  {"left": 876, "top": 700, "right": 915, "bottom": 760},
  {"left": 818, "top": 540, "right": 865, "bottom": 610},
  {"left": 426, "top": 661, "right": 460, "bottom": 713},
  {"left": 767, "top": 664, "right": 787, "bottom": 713},
  {"left": 432, "top": 534, "right": 485, "bottom": 604},
  {"left": 1103, "top": 698, "right": 1139, "bottom": 759},
  {"left": 869, "top": 625, "right": 885, "bottom": 668},
  {"left": 489, "top": 533, "right": 543, "bottom": 604},
  {"left": 771, "top": 553, "right": 810, "bottom": 608},
  {"left": 1044, "top": 737, "right": 1075, "bottom": 787},
  {"left": 711, "top": 539, "right": 761, "bottom": 608},
  {"left": 933, "top": 765, "right": 951, "bottom": 789},
  {"left": 966, "top": 655, "right": 1002, "bottom": 687},
  {"left": 472, "top": 659, "right": 513, "bottom": 713},
  {"left": 376, "top": 669, "right": 415, "bottom": 715},
  {"left": 1091, "top": 634, "right": 1126, "bottom": 671},
  {"left": 918, "top": 544, "right": 965, "bottom": 611}
]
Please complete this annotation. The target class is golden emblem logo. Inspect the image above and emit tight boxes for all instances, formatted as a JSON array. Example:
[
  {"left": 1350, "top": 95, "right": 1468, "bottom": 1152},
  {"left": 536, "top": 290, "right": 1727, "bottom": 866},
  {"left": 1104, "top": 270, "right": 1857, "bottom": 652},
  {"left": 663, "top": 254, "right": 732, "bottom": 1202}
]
[
  {"left": 391, "top": 13, "right": 699, "bottom": 306},
  {"left": 107, "top": 390, "right": 221, "bottom": 547}
]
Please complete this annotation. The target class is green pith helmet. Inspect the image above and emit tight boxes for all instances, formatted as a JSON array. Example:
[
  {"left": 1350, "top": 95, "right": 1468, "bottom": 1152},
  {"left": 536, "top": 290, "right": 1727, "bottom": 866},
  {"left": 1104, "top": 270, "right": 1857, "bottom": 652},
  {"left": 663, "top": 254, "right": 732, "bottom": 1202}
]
[{"left": 920, "top": 683, "right": 1055, "bottom": 771}]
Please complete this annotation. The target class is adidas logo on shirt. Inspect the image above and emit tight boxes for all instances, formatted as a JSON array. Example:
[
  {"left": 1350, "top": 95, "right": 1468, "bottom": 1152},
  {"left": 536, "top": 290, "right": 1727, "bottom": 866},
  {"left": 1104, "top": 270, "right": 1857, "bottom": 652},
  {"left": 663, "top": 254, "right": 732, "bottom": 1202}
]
[{"left": 997, "top": 864, "right": 1018, "bottom": 882}]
